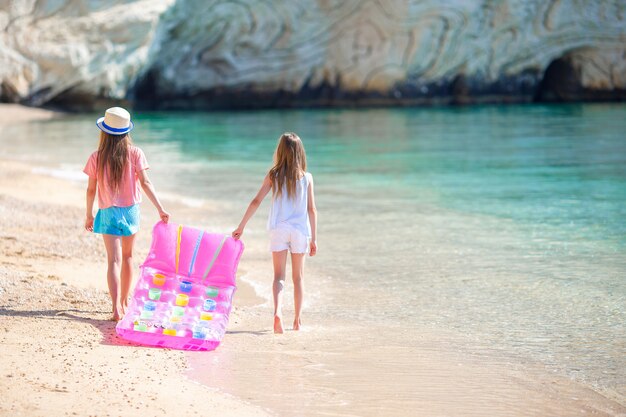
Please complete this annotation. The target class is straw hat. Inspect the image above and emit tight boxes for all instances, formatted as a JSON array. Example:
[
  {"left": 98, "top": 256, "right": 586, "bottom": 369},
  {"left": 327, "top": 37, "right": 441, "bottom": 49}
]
[{"left": 96, "top": 107, "right": 134, "bottom": 135}]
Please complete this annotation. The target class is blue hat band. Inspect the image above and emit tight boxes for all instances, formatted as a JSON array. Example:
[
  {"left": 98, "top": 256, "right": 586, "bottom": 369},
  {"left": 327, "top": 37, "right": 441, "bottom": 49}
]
[{"left": 101, "top": 121, "right": 130, "bottom": 133}]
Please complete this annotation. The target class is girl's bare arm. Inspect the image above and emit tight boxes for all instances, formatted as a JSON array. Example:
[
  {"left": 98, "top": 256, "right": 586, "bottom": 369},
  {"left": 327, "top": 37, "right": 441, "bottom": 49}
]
[
  {"left": 85, "top": 177, "right": 97, "bottom": 231},
  {"left": 137, "top": 169, "right": 170, "bottom": 223},
  {"left": 232, "top": 174, "right": 272, "bottom": 240},
  {"left": 307, "top": 176, "right": 317, "bottom": 256}
]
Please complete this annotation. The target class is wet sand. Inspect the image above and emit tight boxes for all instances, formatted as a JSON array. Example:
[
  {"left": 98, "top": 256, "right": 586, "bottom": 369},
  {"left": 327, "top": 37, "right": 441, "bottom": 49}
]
[
  {"left": 1, "top": 107, "right": 624, "bottom": 416},
  {"left": 190, "top": 301, "right": 626, "bottom": 417}
]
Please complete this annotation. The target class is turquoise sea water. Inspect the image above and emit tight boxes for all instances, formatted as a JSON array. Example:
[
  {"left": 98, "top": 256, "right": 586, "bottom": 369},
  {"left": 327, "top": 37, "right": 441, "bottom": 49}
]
[{"left": 3, "top": 104, "right": 625, "bottom": 404}]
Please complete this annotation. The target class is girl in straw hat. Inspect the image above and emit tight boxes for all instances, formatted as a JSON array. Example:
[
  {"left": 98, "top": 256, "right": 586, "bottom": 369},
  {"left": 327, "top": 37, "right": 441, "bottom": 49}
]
[{"left": 84, "top": 107, "right": 170, "bottom": 321}]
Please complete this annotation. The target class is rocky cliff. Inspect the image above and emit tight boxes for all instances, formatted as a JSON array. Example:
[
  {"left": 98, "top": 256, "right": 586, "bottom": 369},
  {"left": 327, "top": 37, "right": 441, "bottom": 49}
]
[{"left": 1, "top": 0, "right": 625, "bottom": 110}]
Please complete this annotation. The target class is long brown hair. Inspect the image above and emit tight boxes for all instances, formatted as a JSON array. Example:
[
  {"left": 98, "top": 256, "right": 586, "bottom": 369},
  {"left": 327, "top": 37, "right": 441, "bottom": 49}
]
[
  {"left": 269, "top": 132, "right": 307, "bottom": 199},
  {"left": 97, "top": 131, "right": 132, "bottom": 191}
]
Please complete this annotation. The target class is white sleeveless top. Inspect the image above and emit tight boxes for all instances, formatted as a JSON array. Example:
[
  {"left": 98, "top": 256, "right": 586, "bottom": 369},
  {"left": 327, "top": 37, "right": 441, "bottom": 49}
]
[{"left": 267, "top": 172, "right": 312, "bottom": 237}]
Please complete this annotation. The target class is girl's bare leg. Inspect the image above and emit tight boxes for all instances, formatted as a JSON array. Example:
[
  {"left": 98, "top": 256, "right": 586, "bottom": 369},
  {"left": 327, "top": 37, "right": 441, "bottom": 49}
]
[
  {"left": 120, "top": 234, "right": 136, "bottom": 315},
  {"left": 272, "top": 250, "right": 288, "bottom": 333},
  {"left": 291, "top": 253, "right": 305, "bottom": 330},
  {"left": 102, "top": 234, "right": 122, "bottom": 320}
]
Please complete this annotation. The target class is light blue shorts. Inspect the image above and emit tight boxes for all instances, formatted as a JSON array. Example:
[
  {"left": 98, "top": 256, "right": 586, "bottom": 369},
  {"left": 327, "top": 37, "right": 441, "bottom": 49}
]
[{"left": 93, "top": 205, "right": 140, "bottom": 236}]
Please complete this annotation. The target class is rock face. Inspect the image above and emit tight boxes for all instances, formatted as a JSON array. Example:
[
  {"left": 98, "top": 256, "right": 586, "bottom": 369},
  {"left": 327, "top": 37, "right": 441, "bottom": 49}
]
[
  {"left": 0, "top": 0, "right": 174, "bottom": 108},
  {"left": 1, "top": 0, "right": 625, "bottom": 109}
]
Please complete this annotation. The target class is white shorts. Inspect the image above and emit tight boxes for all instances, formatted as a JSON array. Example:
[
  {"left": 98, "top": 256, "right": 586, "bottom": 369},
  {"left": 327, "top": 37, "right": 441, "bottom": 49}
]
[{"left": 269, "top": 225, "right": 309, "bottom": 254}]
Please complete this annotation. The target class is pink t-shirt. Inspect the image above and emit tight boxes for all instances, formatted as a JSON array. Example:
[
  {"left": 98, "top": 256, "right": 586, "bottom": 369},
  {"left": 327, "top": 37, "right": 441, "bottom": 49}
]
[{"left": 83, "top": 146, "right": 149, "bottom": 209}]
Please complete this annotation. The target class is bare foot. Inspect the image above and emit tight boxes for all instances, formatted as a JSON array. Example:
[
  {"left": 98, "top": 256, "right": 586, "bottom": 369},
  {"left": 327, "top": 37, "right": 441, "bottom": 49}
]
[
  {"left": 293, "top": 317, "right": 302, "bottom": 331},
  {"left": 274, "top": 315, "right": 284, "bottom": 334},
  {"left": 121, "top": 296, "right": 131, "bottom": 314},
  {"left": 112, "top": 304, "right": 123, "bottom": 321}
]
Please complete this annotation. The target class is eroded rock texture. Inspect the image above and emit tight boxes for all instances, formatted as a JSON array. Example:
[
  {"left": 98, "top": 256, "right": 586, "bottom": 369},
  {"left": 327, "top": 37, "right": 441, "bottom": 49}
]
[
  {"left": 1, "top": 0, "right": 624, "bottom": 109},
  {"left": 0, "top": 0, "right": 174, "bottom": 108}
]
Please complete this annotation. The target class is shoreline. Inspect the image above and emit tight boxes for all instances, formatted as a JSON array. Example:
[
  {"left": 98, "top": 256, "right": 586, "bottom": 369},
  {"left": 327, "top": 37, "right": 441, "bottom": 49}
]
[
  {"left": 1, "top": 107, "right": 624, "bottom": 416},
  {"left": 4, "top": 158, "right": 620, "bottom": 416},
  {"left": 0, "top": 104, "right": 64, "bottom": 125}
]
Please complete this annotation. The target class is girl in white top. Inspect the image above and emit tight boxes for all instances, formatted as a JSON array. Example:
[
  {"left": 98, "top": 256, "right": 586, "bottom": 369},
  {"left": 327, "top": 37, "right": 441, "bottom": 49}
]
[{"left": 233, "top": 132, "right": 317, "bottom": 333}]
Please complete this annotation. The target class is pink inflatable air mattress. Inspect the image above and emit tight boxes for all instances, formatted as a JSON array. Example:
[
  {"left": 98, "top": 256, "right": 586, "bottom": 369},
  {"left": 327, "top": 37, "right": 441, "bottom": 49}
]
[{"left": 116, "top": 221, "right": 243, "bottom": 350}]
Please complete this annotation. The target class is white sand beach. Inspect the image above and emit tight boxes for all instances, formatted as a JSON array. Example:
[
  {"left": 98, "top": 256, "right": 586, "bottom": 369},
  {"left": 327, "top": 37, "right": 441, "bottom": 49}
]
[
  {"left": 0, "top": 107, "right": 624, "bottom": 416},
  {"left": 0, "top": 106, "right": 269, "bottom": 415}
]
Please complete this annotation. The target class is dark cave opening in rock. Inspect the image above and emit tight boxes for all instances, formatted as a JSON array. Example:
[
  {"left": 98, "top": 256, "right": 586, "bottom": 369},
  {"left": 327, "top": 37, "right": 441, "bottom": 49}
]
[
  {"left": 130, "top": 69, "right": 159, "bottom": 109},
  {"left": 534, "top": 56, "right": 582, "bottom": 102},
  {"left": 1, "top": 81, "right": 20, "bottom": 103}
]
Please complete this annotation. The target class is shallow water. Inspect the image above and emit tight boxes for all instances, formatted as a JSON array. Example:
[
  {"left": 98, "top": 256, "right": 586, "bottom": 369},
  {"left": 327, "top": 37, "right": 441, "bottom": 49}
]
[{"left": 2, "top": 103, "right": 625, "bottom": 413}]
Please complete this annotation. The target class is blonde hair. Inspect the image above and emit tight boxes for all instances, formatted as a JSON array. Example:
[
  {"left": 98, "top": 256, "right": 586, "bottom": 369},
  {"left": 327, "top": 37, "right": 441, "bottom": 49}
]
[
  {"left": 96, "top": 131, "right": 132, "bottom": 191},
  {"left": 269, "top": 132, "right": 307, "bottom": 199}
]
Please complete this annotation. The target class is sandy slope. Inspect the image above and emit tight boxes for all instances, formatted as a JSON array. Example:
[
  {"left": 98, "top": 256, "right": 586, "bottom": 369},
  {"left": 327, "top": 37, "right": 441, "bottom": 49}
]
[
  {"left": 0, "top": 159, "right": 270, "bottom": 417},
  {"left": 0, "top": 104, "right": 61, "bottom": 125}
]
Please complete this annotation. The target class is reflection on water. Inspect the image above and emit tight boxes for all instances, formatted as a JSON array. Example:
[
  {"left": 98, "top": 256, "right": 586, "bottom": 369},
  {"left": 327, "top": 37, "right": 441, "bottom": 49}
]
[{"left": 2, "top": 104, "right": 625, "bottom": 411}]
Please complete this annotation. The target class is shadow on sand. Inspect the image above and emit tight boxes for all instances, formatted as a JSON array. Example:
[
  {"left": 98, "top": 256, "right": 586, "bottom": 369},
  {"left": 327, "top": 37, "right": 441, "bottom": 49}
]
[
  {"left": 0, "top": 305, "right": 133, "bottom": 346},
  {"left": 0, "top": 305, "right": 271, "bottom": 348}
]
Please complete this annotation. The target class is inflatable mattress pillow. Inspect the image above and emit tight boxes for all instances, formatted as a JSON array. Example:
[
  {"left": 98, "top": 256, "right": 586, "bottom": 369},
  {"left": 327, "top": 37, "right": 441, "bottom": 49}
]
[{"left": 116, "top": 221, "right": 244, "bottom": 351}]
